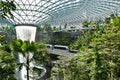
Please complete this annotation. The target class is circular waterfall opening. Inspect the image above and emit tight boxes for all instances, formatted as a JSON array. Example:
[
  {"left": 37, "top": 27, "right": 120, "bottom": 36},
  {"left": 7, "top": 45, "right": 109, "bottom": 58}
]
[{"left": 15, "top": 25, "right": 37, "bottom": 42}]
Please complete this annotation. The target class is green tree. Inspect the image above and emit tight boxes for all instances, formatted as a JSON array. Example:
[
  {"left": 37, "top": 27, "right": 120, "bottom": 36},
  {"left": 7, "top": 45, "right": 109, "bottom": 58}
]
[
  {"left": 51, "top": 49, "right": 91, "bottom": 80},
  {"left": 0, "top": 34, "right": 17, "bottom": 80},
  {"left": 43, "top": 23, "right": 52, "bottom": 33},
  {"left": 69, "top": 17, "right": 120, "bottom": 80},
  {"left": 7, "top": 40, "right": 51, "bottom": 80},
  {"left": 0, "top": 26, "right": 16, "bottom": 42},
  {"left": 51, "top": 15, "right": 120, "bottom": 80},
  {"left": 99, "top": 17, "right": 120, "bottom": 80},
  {"left": 0, "top": 1, "right": 17, "bottom": 79},
  {"left": 38, "top": 23, "right": 53, "bottom": 43},
  {"left": 0, "top": 50, "right": 17, "bottom": 80},
  {"left": 51, "top": 31, "right": 71, "bottom": 46},
  {"left": 0, "top": 0, "right": 16, "bottom": 18},
  {"left": 82, "top": 21, "right": 90, "bottom": 27}
]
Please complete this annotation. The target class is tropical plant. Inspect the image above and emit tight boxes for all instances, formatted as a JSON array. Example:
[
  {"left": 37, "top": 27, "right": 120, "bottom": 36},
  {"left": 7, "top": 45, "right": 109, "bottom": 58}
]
[
  {"left": 70, "top": 19, "right": 105, "bottom": 50},
  {"left": 36, "top": 24, "right": 53, "bottom": 43},
  {"left": 51, "top": 45, "right": 109, "bottom": 80},
  {"left": 0, "top": 0, "right": 16, "bottom": 18},
  {"left": 0, "top": 34, "right": 5, "bottom": 43},
  {"left": 0, "top": 34, "right": 17, "bottom": 80},
  {"left": 99, "top": 17, "right": 120, "bottom": 80},
  {"left": 0, "top": 1, "right": 17, "bottom": 79},
  {"left": 51, "top": 15, "right": 120, "bottom": 80},
  {"left": 43, "top": 23, "right": 52, "bottom": 33},
  {"left": 0, "top": 50, "right": 17, "bottom": 80},
  {"left": 5, "top": 40, "right": 51, "bottom": 80},
  {"left": 51, "top": 31, "right": 71, "bottom": 46},
  {"left": 0, "top": 26, "right": 16, "bottom": 42},
  {"left": 82, "top": 21, "right": 90, "bottom": 27}
]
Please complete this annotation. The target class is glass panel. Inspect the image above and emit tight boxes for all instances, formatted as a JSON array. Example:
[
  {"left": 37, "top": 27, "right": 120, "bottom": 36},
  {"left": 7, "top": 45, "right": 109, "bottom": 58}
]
[{"left": 1, "top": 0, "right": 119, "bottom": 26}]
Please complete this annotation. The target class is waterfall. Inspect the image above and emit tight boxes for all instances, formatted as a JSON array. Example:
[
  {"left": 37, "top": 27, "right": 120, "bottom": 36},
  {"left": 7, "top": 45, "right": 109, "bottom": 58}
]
[
  {"left": 15, "top": 26, "right": 36, "bottom": 42},
  {"left": 15, "top": 25, "right": 37, "bottom": 80}
]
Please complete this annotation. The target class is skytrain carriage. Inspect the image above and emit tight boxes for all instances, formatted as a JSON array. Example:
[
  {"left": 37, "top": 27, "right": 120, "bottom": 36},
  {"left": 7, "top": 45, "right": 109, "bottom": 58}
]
[{"left": 53, "top": 45, "right": 69, "bottom": 54}]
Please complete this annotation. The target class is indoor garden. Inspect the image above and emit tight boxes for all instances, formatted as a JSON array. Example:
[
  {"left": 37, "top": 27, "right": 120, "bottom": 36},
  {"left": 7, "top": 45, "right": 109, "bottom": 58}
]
[{"left": 0, "top": 0, "right": 120, "bottom": 80}]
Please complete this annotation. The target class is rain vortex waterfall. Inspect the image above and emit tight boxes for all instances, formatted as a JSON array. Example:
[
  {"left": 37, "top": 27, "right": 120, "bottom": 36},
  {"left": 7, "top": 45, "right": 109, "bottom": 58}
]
[{"left": 15, "top": 26, "right": 36, "bottom": 80}]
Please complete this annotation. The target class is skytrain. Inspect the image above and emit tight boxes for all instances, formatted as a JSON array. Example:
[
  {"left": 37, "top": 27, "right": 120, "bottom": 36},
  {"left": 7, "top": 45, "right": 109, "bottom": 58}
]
[{"left": 46, "top": 44, "right": 78, "bottom": 55}]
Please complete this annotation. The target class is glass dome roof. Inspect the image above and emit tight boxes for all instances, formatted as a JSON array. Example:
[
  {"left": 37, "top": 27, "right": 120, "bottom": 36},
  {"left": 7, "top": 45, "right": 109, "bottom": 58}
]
[{"left": 4, "top": 0, "right": 120, "bottom": 26}]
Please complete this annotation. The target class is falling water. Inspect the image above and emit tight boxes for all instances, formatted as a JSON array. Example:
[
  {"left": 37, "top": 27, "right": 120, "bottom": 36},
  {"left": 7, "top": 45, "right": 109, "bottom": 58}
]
[
  {"left": 15, "top": 26, "right": 37, "bottom": 80},
  {"left": 15, "top": 26, "right": 37, "bottom": 42}
]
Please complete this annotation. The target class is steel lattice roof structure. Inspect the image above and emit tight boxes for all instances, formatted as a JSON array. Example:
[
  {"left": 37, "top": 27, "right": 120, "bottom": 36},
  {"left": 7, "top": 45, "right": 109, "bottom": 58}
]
[{"left": 1, "top": 0, "right": 120, "bottom": 26}]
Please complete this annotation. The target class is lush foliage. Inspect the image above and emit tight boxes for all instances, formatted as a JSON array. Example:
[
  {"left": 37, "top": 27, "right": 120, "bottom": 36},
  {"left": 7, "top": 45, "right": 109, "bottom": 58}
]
[
  {"left": 0, "top": 34, "right": 17, "bottom": 80},
  {"left": 0, "top": 0, "right": 16, "bottom": 18},
  {"left": 0, "top": 50, "right": 17, "bottom": 80},
  {"left": 51, "top": 31, "right": 71, "bottom": 46},
  {"left": 70, "top": 20, "right": 104, "bottom": 50},
  {"left": 0, "top": 3, "right": 17, "bottom": 79},
  {"left": 36, "top": 23, "right": 53, "bottom": 43},
  {"left": 36, "top": 23, "right": 72, "bottom": 46},
  {"left": 100, "top": 17, "right": 120, "bottom": 80},
  {"left": 6, "top": 40, "right": 51, "bottom": 80},
  {"left": 0, "top": 34, "right": 5, "bottom": 43},
  {"left": 0, "top": 26, "right": 16, "bottom": 42},
  {"left": 51, "top": 15, "right": 120, "bottom": 80}
]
